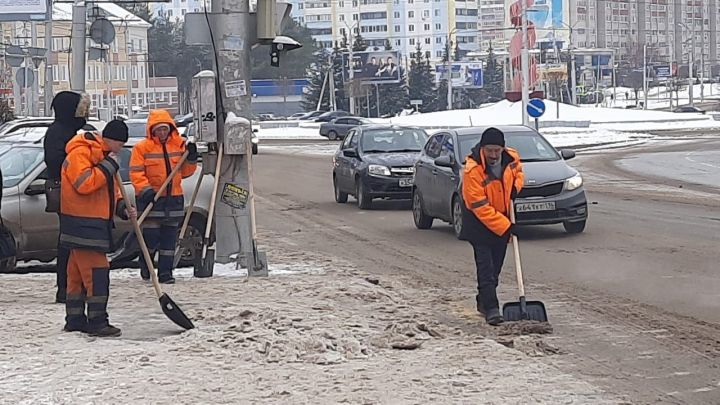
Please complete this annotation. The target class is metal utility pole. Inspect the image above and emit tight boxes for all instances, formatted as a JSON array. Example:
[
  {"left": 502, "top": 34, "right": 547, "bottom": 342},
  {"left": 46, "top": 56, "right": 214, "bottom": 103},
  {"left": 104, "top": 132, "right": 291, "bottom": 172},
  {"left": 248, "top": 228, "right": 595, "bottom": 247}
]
[
  {"left": 520, "top": 0, "right": 530, "bottom": 126},
  {"left": 124, "top": 22, "right": 133, "bottom": 116},
  {"left": 209, "top": 0, "right": 267, "bottom": 275},
  {"left": 44, "top": 1, "right": 54, "bottom": 116},
  {"left": 643, "top": 44, "right": 648, "bottom": 110},
  {"left": 700, "top": 10, "right": 705, "bottom": 103},
  {"left": 568, "top": 26, "right": 577, "bottom": 105},
  {"left": 689, "top": 27, "right": 695, "bottom": 107},
  {"left": 447, "top": 35, "right": 453, "bottom": 110},
  {"left": 70, "top": 0, "right": 86, "bottom": 92},
  {"left": 31, "top": 22, "right": 39, "bottom": 116}
]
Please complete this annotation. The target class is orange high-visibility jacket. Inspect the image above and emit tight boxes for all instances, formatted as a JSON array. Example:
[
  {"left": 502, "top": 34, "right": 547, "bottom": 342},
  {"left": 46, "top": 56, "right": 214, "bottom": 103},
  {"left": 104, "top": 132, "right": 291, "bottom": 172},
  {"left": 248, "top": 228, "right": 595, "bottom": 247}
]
[
  {"left": 129, "top": 109, "right": 197, "bottom": 219},
  {"left": 60, "top": 132, "right": 122, "bottom": 252},
  {"left": 461, "top": 146, "right": 524, "bottom": 242}
]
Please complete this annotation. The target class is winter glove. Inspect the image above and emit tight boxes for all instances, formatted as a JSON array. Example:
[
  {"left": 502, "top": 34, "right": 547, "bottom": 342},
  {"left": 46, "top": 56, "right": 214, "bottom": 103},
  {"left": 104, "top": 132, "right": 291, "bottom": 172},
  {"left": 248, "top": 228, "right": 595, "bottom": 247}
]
[
  {"left": 116, "top": 200, "right": 129, "bottom": 220},
  {"left": 510, "top": 186, "right": 518, "bottom": 200},
  {"left": 138, "top": 187, "right": 156, "bottom": 205},
  {"left": 186, "top": 142, "right": 198, "bottom": 162}
]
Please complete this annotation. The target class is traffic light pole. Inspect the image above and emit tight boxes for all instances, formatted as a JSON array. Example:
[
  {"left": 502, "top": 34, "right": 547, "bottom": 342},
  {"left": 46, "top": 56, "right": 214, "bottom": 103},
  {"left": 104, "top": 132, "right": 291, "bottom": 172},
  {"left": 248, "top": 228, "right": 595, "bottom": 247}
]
[
  {"left": 210, "top": 0, "right": 267, "bottom": 275},
  {"left": 70, "top": 0, "right": 86, "bottom": 92}
]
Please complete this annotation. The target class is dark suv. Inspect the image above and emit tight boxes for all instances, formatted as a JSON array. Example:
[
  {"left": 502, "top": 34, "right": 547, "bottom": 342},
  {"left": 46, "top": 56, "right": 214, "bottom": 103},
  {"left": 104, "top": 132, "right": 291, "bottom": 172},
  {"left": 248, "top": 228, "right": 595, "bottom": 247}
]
[
  {"left": 412, "top": 126, "right": 588, "bottom": 237},
  {"left": 333, "top": 125, "right": 429, "bottom": 209}
]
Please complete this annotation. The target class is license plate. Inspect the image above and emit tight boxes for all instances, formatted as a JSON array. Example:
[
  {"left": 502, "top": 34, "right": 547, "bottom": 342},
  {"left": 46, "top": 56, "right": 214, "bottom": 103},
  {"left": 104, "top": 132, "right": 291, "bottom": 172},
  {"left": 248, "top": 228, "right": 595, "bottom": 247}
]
[
  {"left": 516, "top": 202, "right": 556, "bottom": 212},
  {"left": 399, "top": 178, "right": 413, "bottom": 187}
]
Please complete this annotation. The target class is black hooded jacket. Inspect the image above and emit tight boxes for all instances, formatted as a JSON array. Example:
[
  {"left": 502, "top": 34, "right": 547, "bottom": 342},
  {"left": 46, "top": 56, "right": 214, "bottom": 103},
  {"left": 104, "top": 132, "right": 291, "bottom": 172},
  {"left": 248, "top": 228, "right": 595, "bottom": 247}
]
[{"left": 43, "top": 91, "right": 87, "bottom": 181}]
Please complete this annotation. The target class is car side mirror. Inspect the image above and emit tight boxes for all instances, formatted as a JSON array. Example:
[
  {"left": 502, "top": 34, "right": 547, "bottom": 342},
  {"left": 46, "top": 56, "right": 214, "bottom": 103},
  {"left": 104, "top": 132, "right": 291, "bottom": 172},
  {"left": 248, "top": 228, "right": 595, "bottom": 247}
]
[
  {"left": 561, "top": 149, "right": 576, "bottom": 160},
  {"left": 25, "top": 179, "right": 46, "bottom": 196},
  {"left": 253, "top": 129, "right": 258, "bottom": 133},
  {"left": 343, "top": 148, "right": 358, "bottom": 158},
  {"left": 434, "top": 155, "right": 454, "bottom": 167}
]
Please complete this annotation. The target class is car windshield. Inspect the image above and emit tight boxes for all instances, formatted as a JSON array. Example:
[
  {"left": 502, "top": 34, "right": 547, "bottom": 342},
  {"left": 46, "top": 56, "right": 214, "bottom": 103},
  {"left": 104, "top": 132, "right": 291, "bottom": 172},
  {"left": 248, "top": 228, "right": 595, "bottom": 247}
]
[
  {"left": 126, "top": 121, "right": 147, "bottom": 138},
  {"left": 0, "top": 145, "right": 44, "bottom": 187},
  {"left": 361, "top": 128, "right": 429, "bottom": 153},
  {"left": 459, "top": 131, "right": 560, "bottom": 162}
]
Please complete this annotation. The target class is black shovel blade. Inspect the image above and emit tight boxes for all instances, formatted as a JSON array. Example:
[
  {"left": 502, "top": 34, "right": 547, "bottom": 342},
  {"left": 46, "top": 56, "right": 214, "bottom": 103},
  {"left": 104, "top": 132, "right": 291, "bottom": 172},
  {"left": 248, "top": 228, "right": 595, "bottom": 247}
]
[
  {"left": 159, "top": 293, "right": 195, "bottom": 330},
  {"left": 503, "top": 300, "right": 548, "bottom": 322}
]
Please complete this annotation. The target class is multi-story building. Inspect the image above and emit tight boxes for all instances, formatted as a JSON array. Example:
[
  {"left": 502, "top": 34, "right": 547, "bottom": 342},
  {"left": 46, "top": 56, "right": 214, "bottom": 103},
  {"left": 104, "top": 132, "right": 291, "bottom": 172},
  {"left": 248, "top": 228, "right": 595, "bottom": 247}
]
[
  {"left": 1, "top": 3, "right": 179, "bottom": 117},
  {"left": 289, "top": 0, "right": 479, "bottom": 64},
  {"left": 150, "top": 0, "right": 210, "bottom": 20}
]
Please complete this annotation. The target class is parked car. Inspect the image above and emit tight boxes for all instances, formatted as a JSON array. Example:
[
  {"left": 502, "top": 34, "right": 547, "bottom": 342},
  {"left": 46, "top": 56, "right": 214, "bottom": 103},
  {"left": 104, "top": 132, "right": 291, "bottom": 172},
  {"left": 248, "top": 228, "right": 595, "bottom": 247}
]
[
  {"left": 319, "top": 117, "right": 371, "bottom": 140},
  {"left": 333, "top": 125, "right": 429, "bottom": 209},
  {"left": 131, "top": 111, "right": 149, "bottom": 120},
  {"left": 174, "top": 113, "right": 194, "bottom": 127},
  {"left": 0, "top": 132, "right": 215, "bottom": 272},
  {"left": 0, "top": 117, "right": 106, "bottom": 138},
  {"left": 298, "top": 111, "right": 326, "bottom": 121},
  {"left": 673, "top": 106, "right": 705, "bottom": 114},
  {"left": 412, "top": 126, "right": 588, "bottom": 238},
  {"left": 288, "top": 112, "right": 308, "bottom": 120},
  {"left": 125, "top": 118, "right": 148, "bottom": 138},
  {"left": 315, "top": 110, "right": 350, "bottom": 123}
]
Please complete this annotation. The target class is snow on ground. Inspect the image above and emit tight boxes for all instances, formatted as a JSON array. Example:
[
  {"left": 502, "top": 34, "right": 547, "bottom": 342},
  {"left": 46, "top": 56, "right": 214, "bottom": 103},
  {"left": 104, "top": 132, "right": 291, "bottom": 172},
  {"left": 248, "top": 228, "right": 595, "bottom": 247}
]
[
  {"left": 606, "top": 83, "right": 720, "bottom": 111},
  {"left": 0, "top": 230, "right": 619, "bottom": 404}
]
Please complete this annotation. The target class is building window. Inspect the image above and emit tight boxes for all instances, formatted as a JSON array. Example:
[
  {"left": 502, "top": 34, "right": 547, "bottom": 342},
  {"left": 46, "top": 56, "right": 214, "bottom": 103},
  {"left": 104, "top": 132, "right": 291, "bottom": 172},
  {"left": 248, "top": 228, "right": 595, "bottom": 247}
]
[
  {"left": 424, "top": 23, "right": 430, "bottom": 31},
  {"left": 436, "top": 37, "right": 442, "bottom": 44},
  {"left": 339, "top": 1, "right": 344, "bottom": 6},
  {"left": 339, "top": 14, "right": 344, "bottom": 21},
  {"left": 435, "top": 23, "right": 441, "bottom": 30},
  {"left": 435, "top": 9, "right": 439, "bottom": 17},
  {"left": 410, "top": 38, "right": 415, "bottom": 45},
  {"left": 394, "top": 25, "right": 400, "bottom": 32},
  {"left": 408, "top": 24, "right": 415, "bottom": 31},
  {"left": 396, "top": 39, "right": 401, "bottom": 46},
  {"left": 394, "top": 11, "right": 400, "bottom": 18},
  {"left": 352, "top": 14, "right": 358, "bottom": 20},
  {"left": 423, "top": 10, "right": 430, "bottom": 18},
  {"left": 425, "top": 38, "right": 431, "bottom": 44},
  {"left": 408, "top": 11, "right": 414, "bottom": 18}
]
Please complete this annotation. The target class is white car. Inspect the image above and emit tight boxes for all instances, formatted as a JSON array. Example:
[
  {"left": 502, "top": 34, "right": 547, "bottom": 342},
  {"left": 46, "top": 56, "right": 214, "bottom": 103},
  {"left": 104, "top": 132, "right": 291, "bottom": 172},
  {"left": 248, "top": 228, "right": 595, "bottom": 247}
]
[{"left": 0, "top": 117, "right": 107, "bottom": 138}]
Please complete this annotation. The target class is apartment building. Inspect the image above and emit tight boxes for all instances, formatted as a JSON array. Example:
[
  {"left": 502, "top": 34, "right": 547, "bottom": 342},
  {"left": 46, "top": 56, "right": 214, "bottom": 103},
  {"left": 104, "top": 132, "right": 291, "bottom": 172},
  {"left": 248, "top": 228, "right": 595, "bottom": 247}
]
[
  {"left": 150, "top": 0, "right": 211, "bottom": 20},
  {"left": 289, "top": 0, "right": 479, "bottom": 63}
]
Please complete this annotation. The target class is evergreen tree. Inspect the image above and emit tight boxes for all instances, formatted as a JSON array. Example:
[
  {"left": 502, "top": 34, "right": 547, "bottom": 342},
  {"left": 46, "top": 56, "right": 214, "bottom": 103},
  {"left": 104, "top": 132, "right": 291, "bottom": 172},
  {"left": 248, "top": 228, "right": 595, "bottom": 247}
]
[
  {"left": 481, "top": 44, "right": 505, "bottom": 102},
  {"left": 352, "top": 33, "right": 367, "bottom": 52},
  {"left": 301, "top": 51, "right": 331, "bottom": 111},
  {"left": 408, "top": 46, "right": 440, "bottom": 112},
  {"left": 331, "top": 40, "right": 350, "bottom": 111}
]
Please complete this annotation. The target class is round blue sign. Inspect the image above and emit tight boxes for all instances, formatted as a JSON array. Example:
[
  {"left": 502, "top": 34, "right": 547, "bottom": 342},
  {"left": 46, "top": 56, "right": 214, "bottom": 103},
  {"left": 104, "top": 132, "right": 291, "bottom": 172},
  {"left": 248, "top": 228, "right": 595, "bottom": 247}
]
[{"left": 527, "top": 98, "right": 546, "bottom": 118}]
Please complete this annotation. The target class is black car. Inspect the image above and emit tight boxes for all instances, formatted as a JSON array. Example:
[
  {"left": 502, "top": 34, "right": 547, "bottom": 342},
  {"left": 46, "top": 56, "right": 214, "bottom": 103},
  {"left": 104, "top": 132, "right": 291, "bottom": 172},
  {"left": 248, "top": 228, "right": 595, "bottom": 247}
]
[
  {"left": 333, "top": 125, "right": 429, "bottom": 209},
  {"left": 674, "top": 106, "right": 705, "bottom": 114},
  {"left": 316, "top": 110, "right": 350, "bottom": 122},
  {"left": 412, "top": 126, "right": 588, "bottom": 238}
]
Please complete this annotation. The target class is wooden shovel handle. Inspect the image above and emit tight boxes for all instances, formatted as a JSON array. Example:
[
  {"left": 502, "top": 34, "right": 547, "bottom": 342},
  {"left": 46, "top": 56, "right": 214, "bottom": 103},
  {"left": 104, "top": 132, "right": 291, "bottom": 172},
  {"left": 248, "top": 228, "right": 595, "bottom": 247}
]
[
  {"left": 509, "top": 200, "right": 526, "bottom": 298},
  {"left": 137, "top": 150, "right": 190, "bottom": 226},
  {"left": 116, "top": 172, "right": 163, "bottom": 298}
]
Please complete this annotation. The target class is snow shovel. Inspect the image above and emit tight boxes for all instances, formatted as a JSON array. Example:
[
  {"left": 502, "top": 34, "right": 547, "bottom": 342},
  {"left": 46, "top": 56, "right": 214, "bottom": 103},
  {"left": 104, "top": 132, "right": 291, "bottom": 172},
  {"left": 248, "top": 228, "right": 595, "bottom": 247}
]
[
  {"left": 502, "top": 200, "right": 548, "bottom": 322},
  {"left": 172, "top": 169, "right": 205, "bottom": 269},
  {"left": 116, "top": 172, "right": 195, "bottom": 330},
  {"left": 197, "top": 143, "right": 223, "bottom": 278},
  {"left": 110, "top": 150, "right": 191, "bottom": 262}
]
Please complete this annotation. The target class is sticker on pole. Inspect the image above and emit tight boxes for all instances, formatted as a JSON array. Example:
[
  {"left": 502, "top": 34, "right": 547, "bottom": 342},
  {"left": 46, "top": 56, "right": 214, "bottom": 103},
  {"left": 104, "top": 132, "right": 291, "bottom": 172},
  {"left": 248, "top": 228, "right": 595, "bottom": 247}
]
[
  {"left": 527, "top": 98, "right": 546, "bottom": 118},
  {"left": 224, "top": 80, "right": 247, "bottom": 98},
  {"left": 221, "top": 183, "right": 249, "bottom": 209}
]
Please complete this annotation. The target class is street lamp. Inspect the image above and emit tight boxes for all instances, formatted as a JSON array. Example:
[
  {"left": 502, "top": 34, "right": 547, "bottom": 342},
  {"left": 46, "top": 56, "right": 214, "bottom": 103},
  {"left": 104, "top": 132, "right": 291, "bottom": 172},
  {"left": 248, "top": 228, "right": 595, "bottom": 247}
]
[
  {"left": 446, "top": 27, "right": 458, "bottom": 110},
  {"left": 676, "top": 22, "right": 695, "bottom": 107},
  {"left": 559, "top": 20, "right": 580, "bottom": 105}
]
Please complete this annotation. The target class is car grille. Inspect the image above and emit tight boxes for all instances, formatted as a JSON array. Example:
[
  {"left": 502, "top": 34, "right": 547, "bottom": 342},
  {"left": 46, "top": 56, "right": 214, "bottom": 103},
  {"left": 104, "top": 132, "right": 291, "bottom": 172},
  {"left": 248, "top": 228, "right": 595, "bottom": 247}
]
[
  {"left": 518, "top": 182, "right": 564, "bottom": 198},
  {"left": 390, "top": 167, "right": 414, "bottom": 177}
]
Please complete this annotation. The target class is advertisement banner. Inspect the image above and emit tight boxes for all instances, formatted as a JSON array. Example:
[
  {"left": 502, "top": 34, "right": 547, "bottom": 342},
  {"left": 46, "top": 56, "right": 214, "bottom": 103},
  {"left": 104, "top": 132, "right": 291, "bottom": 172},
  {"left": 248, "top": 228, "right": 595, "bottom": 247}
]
[
  {"left": 341, "top": 51, "right": 402, "bottom": 84},
  {"left": 435, "top": 62, "right": 484, "bottom": 88},
  {"left": 0, "top": 0, "right": 47, "bottom": 21}
]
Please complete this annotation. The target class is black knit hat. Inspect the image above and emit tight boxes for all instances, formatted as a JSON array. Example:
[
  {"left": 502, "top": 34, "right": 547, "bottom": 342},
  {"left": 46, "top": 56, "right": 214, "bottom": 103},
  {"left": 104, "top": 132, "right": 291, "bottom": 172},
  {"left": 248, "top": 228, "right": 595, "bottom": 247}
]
[
  {"left": 103, "top": 120, "right": 129, "bottom": 142},
  {"left": 479, "top": 127, "right": 505, "bottom": 147}
]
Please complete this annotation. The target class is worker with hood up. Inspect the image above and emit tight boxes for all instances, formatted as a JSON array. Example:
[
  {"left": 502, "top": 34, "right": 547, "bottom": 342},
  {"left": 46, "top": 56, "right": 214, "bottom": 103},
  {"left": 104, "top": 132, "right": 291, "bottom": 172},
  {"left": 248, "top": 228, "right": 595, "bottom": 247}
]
[
  {"left": 130, "top": 109, "right": 197, "bottom": 284},
  {"left": 43, "top": 91, "right": 91, "bottom": 304}
]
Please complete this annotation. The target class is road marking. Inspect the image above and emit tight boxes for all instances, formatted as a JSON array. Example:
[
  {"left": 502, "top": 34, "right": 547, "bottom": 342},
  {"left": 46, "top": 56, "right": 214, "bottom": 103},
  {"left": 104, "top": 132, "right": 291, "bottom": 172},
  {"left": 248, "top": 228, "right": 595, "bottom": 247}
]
[{"left": 684, "top": 151, "right": 720, "bottom": 169}]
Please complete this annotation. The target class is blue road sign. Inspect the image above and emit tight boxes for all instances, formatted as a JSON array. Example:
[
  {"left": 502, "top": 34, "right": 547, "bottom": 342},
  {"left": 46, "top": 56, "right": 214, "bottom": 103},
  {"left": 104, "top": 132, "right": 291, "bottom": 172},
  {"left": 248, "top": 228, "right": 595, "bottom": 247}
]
[{"left": 527, "top": 98, "right": 546, "bottom": 118}]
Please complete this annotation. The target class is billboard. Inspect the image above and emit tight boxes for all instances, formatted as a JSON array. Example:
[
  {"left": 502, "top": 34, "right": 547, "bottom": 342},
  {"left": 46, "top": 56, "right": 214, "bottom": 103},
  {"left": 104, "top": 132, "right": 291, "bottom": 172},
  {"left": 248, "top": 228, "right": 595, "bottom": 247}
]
[
  {"left": 528, "top": 0, "right": 564, "bottom": 29},
  {"left": 341, "top": 51, "right": 402, "bottom": 84},
  {"left": 436, "top": 62, "right": 484, "bottom": 88},
  {"left": 0, "top": 0, "right": 47, "bottom": 21}
]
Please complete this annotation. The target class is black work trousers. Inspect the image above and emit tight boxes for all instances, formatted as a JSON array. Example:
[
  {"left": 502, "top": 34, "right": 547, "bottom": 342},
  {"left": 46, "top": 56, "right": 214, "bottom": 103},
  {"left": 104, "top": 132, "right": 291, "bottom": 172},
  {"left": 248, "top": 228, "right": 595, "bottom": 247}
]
[
  {"left": 56, "top": 213, "right": 70, "bottom": 302},
  {"left": 471, "top": 240, "right": 508, "bottom": 312}
]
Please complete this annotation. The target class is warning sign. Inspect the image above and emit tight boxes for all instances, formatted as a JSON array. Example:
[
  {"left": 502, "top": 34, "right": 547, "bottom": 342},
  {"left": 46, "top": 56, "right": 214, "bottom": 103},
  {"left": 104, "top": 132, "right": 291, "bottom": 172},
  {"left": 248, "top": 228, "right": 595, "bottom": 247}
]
[{"left": 221, "top": 183, "right": 249, "bottom": 209}]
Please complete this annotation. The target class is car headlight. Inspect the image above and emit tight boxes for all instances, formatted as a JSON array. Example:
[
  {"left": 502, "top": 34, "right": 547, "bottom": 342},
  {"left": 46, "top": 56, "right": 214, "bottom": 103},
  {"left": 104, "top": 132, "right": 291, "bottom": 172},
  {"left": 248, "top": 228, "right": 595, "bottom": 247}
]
[
  {"left": 564, "top": 173, "right": 583, "bottom": 191},
  {"left": 368, "top": 165, "right": 391, "bottom": 177},
  {"left": 251, "top": 137, "right": 259, "bottom": 144}
]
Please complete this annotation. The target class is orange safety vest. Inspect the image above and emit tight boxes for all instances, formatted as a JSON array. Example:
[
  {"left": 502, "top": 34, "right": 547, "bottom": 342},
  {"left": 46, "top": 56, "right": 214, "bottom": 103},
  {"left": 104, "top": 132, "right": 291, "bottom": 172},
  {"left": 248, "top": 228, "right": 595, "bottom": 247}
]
[
  {"left": 60, "top": 132, "right": 122, "bottom": 252},
  {"left": 461, "top": 145, "right": 524, "bottom": 243}
]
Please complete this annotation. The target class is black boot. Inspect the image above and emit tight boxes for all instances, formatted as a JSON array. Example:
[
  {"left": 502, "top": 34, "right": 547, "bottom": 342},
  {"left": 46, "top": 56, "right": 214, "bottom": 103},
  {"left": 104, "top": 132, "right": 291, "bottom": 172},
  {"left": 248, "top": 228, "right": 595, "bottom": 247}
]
[
  {"left": 56, "top": 290, "right": 66, "bottom": 304},
  {"left": 475, "top": 295, "right": 485, "bottom": 316},
  {"left": 88, "top": 324, "right": 122, "bottom": 337},
  {"left": 485, "top": 308, "right": 504, "bottom": 326}
]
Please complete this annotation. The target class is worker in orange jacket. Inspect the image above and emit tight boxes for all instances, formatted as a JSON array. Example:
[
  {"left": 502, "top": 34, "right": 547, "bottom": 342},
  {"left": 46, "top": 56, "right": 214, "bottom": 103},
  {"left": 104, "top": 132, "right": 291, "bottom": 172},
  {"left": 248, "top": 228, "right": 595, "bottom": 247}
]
[
  {"left": 61, "top": 120, "right": 136, "bottom": 337},
  {"left": 130, "top": 110, "right": 197, "bottom": 283},
  {"left": 461, "top": 127, "right": 524, "bottom": 326}
]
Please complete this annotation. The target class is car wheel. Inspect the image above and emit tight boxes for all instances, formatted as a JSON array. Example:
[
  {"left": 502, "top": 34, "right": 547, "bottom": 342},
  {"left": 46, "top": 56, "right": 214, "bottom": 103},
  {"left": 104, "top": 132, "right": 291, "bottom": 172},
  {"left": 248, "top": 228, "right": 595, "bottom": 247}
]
[
  {"left": 356, "top": 179, "right": 372, "bottom": 209},
  {"left": 452, "top": 195, "right": 464, "bottom": 239},
  {"left": 252, "top": 143, "right": 258, "bottom": 155},
  {"left": 333, "top": 176, "right": 348, "bottom": 203},
  {"left": 412, "top": 188, "right": 433, "bottom": 229},
  {"left": 177, "top": 215, "right": 210, "bottom": 268},
  {"left": 327, "top": 130, "right": 339, "bottom": 141},
  {"left": 0, "top": 256, "right": 16, "bottom": 273},
  {"left": 563, "top": 220, "right": 586, "bottom": 234}
]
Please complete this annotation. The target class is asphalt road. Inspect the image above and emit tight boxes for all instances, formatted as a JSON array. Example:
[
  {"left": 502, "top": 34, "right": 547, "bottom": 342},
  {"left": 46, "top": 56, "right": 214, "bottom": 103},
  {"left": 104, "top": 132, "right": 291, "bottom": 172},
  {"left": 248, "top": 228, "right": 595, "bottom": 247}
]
[
  {"left": 252, "top": 136, "right": 720, "bottom": 404},
  {"left": 617, "top": 143, "right": 720, "bottom": 188}
]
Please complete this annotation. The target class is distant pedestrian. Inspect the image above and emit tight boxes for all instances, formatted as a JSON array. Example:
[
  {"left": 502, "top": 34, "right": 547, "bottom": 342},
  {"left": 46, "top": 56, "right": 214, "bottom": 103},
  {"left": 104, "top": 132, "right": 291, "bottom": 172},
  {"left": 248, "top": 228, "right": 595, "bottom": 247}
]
[
  {"left": 61, "top": 120, "right": 135, "bottom": 337},
  {"left": 461, "top": 127, "right": 524, "bottom": 326}
]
